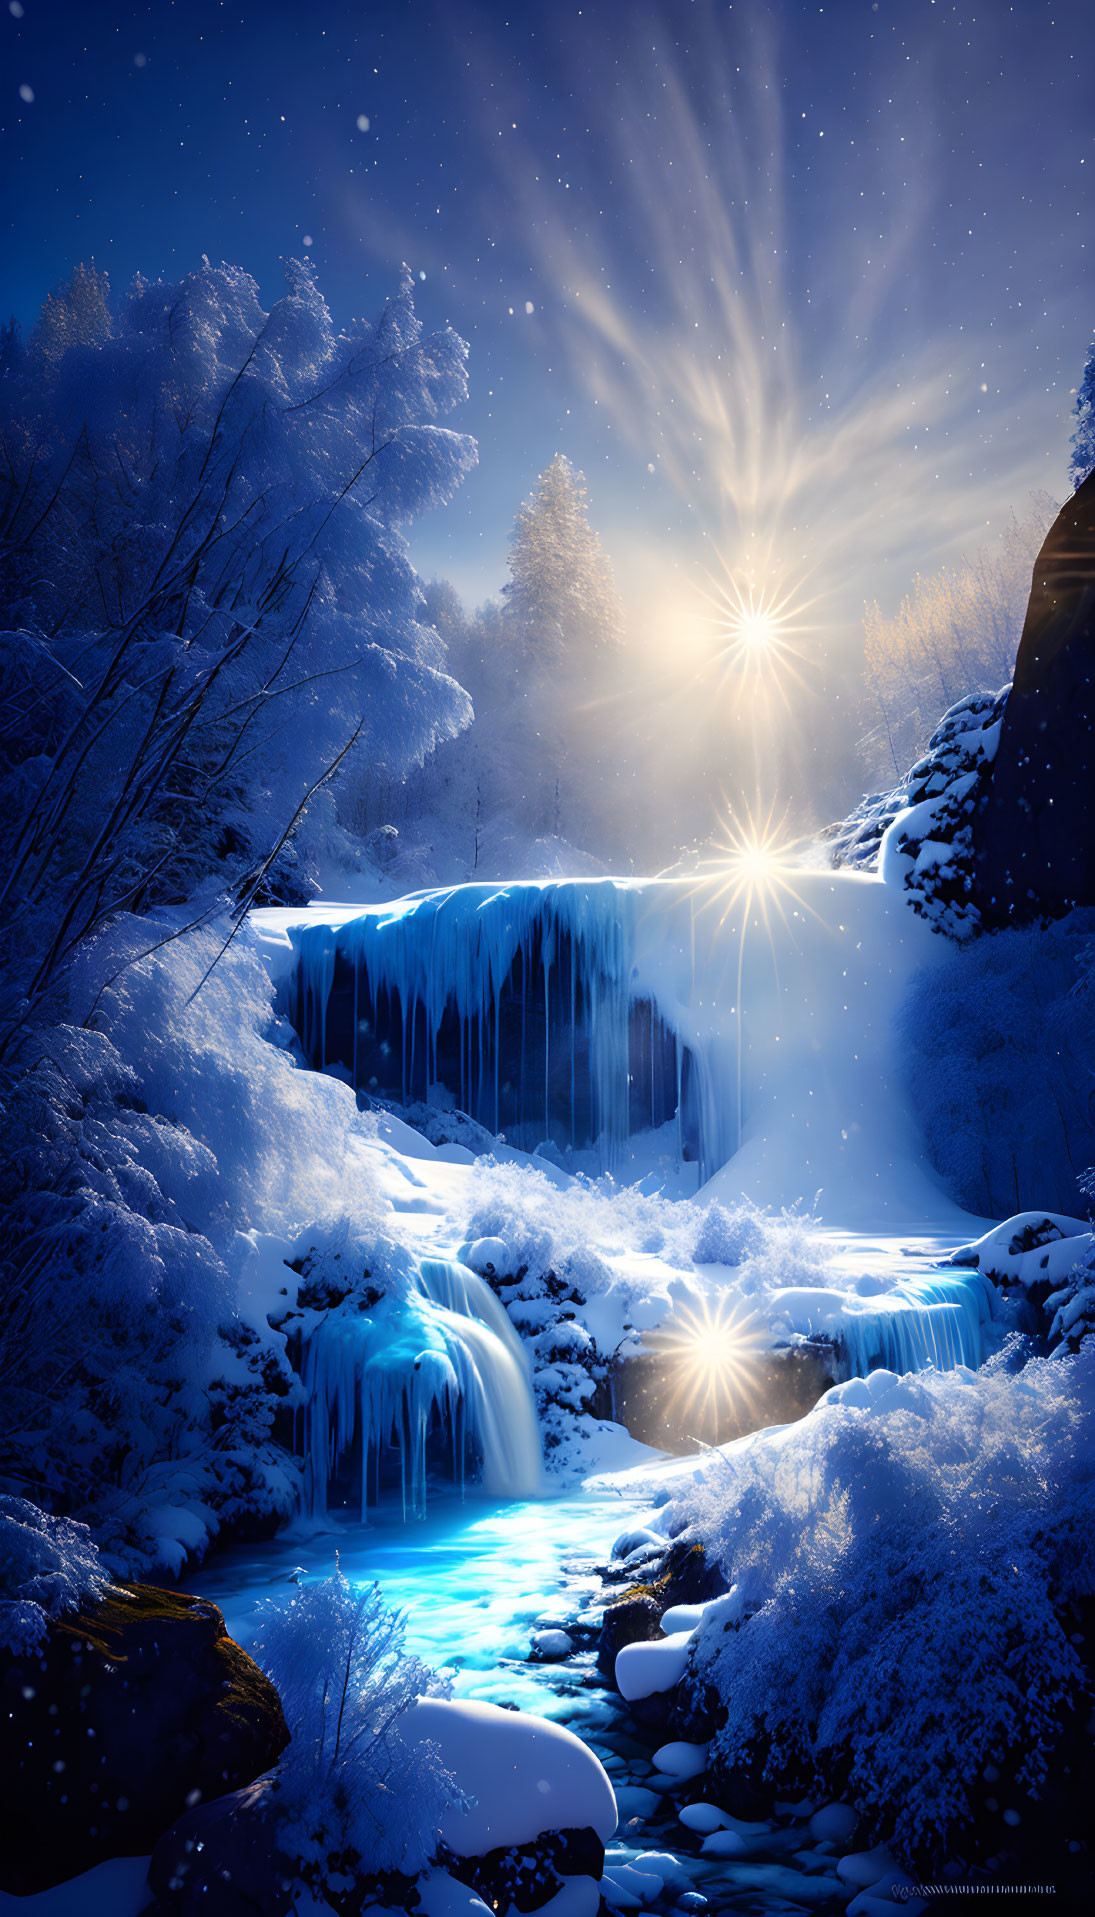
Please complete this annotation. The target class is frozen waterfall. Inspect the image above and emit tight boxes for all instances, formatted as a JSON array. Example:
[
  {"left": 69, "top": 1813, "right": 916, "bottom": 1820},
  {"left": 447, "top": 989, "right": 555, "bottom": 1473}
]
[
  {"left": 270, "top": 870, "right": 1000, "bottom": 1409},
  {"left": 838, "top": 1269, "right": 996, "bottom": 1377},
  {"left": 284, "top": 870, "right": 956, "bottom": 1210},
  {"left": 288, "top": 879, "right": 730, "bottom": 1177},
  {"left": 298, "top": 1255, "right": 544, "bottom": 1521}
]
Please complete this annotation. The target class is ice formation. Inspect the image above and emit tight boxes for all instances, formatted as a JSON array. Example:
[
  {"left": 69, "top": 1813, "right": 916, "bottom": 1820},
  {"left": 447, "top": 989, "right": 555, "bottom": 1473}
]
[
  {"left": 290, "top": 881, "right": 690, "bottom": 1169},
  {"left": 299, "top": 1256, "right": 544, "bottom": 1520},
  {"left": 837, "top": 1268, "right": 995, "bottom": 1376},
  {"left": 285, "top": 869, "right": 948, "bottom": 1210}
]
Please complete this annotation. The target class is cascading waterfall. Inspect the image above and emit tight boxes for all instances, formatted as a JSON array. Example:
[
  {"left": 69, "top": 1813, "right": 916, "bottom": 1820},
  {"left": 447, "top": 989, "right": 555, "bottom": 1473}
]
[
  {"left": 838, "top": 1269, "right": 996, "bottom": 1377},
  {"left": 298, "top": 1256, "right": 544, "bottom": 1521}
]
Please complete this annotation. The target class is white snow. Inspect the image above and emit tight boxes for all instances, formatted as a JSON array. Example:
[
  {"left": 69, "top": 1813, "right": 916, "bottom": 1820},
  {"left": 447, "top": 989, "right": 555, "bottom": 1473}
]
[
  {"left": 532, "top": 1628, "right": 574, "bottom": 1659},
  {"left": 402, "top": 1696, "right": 618, "bottom": 1854},
  {"left": 614, "top": 1630, "right": 694, "bottom": 1701},
  {"left": 944, "top": 1211, "right": 1090, "bottom": 1288},
  {"left": 0, "top": 1857, "right": 151, "bottom": 1916},
  {"left": 650, "top": 1739, "right": 708, "bottom": 1780}
]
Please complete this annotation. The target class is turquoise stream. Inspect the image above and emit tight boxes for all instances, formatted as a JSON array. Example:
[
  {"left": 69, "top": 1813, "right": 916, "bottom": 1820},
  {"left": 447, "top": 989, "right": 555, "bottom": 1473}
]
[{"left": 192, "top": 1489, "right": 855, "bottom": 1914}]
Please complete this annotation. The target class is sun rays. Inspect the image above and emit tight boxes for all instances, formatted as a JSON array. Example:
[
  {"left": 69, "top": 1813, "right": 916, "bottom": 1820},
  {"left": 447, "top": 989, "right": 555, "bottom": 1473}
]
[{"left": 649, "top": 1295, "right": 769, "bottom": 1447}]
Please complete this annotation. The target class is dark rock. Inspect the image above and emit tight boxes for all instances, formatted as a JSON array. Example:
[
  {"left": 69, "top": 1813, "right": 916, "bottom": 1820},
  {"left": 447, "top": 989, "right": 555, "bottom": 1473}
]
[
  {"left": 146, "top": 1780, "right": 426, "bottom": 1917},
  {"left": 448, "top": 1826, "right": 606, "bottom": 1914},
  {"left": 974, "top": 470, "right": 1095, "bottom": 925},
  {"left": 145, "top": 1780, "right": 291, "bottom": 1916},
  {"left": 0, "top": 1582, "right": 288, "bottom": 1895},
  {"left": 598, "top": 1592, "right": 664, "bottom": 1678},
  {"left": 598, "top": 1539, "right": 724, "bottom": 1682}
]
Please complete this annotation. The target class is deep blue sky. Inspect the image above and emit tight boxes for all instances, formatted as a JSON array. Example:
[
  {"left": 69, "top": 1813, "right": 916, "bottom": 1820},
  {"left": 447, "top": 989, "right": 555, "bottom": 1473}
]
[{"left": 2, "top": 0, "right": 1092, "bottom": 664}]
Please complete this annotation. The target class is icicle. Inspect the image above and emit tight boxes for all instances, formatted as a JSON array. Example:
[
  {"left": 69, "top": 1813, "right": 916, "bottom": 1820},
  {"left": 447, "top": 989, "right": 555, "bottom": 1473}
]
[
  {"left": 569, "top": 936, "right": 577, "bottom": 1143},
  {"left": 295, "top": 1255, "right": 543, "bottom": 1523},
  {"left": 543, "top": 947, "right": 551, "bottom": 1144}
]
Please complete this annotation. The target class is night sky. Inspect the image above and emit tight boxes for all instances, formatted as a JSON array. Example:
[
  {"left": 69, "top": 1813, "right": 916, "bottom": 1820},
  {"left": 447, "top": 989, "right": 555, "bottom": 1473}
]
[{"left": 2, "top": 0, "right": 1093, "bottom": 782}]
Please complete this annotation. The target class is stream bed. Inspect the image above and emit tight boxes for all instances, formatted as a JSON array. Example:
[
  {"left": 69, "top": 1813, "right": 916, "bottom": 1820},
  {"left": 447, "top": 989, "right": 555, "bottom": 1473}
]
[{"left": 193, "top": 1489, "right": 859, "bottom": 1916}]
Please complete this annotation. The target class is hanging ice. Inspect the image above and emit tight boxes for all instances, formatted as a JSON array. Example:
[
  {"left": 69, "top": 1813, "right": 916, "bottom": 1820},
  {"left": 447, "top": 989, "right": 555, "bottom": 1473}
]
[
  {"left": 298, "top": 1255, "right": 544, "bottom": 1521},
  {"left": 284, "top": 870, "right": 987, "bottom": 1211},
  {"left": 289, "top": 879, "right": 698, "bottom": 1170}
]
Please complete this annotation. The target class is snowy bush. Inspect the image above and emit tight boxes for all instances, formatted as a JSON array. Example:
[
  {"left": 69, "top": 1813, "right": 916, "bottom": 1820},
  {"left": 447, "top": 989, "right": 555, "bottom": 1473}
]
[
  {"left": 255, "top": 1566, "right": 461, "bottom": 1881},
  {"left": 900, "top": 910, "right": 1095, "bottom": 1216},
  {"left": 0, "top": 1496, "right": 116, "bottom": 1654},
  {"left": 673, "top": 1348, "right": 1095, "bottom": 1865},
  {"left": 0, "top": 910, "right": 401, "bottom": 1573}
]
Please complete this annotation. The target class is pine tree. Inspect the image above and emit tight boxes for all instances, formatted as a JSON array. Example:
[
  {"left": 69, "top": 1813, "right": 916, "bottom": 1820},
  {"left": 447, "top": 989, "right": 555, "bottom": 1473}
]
[
  {"left": 29, "top": 261, "right": 113, "bottom": 368},
  {"left": 502, "top": 453, "right": 623, "bottom": 654},
  {"left": 1070, "top": 340, "right": 1095, "bottom": 491}
]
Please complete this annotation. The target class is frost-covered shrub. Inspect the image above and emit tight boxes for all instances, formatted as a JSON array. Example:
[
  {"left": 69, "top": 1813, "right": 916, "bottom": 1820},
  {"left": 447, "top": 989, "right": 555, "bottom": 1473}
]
[
  {"left": 463, "top": 1159, "right": 825, "bottom": 1289},
  {"left": 0, "top": 1497, "right": 115, "bottom": 1654},
  {"left": 674, "top": 1349, "right": 1095, "bottom": 1865},
  {"left": 900, "top": 910, "right": 1095, "bottom": 1216},
  {"left": 255, "top": 1567, "right": 459, "bottom": 1881},
  {"left": 691, "top": 1201, "right": 767, "bottom": 1267},
  {"left": 0, "top": 911, "right": 399, "bottom": 1573}
]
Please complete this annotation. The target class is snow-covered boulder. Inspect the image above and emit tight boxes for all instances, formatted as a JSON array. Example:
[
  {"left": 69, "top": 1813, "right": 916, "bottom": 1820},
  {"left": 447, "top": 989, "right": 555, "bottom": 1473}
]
[
  {"left": 402, "top": 1696, "right": 617, "bottom": 1857},
  {"left": 876, "top": 688, "right": 1009, "bottom": 938},
  {"left": 394, "top": 1698, "right": 616, "bottom": 1914},
  {"left": 827, "top": 685, "right": 1008, "bottom": 944}
]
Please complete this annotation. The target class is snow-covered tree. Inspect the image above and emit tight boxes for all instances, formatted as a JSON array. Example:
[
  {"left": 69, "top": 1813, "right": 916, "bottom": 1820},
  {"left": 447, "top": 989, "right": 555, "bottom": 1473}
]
[
  {"left": 0, "top": 257, "right": 475, "bottom": 1038},
  {"left": 0, "top": 258, "right": 477, "bottom": 1569},
  {"left": 502, "top": 452, "right": 623, "bottom": 655},
  {"left": 1069, "top": 340, "right": 1095, "bottom": 491},
  {"left": 29, "top": 260, "right": 113, "bottom": 368},
  {"left": 494, "top": 455, "right": 627, "bottom": 849},
  {"left": 362, "top": 457, "right": 634, "bottom": 872}
]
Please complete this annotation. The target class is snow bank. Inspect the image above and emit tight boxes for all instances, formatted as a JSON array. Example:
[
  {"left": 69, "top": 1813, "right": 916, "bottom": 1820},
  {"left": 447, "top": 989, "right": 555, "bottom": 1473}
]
[
  {"left": 660, "top": 1345, "right": 1095, "bottom": 1861},
  {"left": 403, "top": 1696, "right": 618, "bottom": 1853}
]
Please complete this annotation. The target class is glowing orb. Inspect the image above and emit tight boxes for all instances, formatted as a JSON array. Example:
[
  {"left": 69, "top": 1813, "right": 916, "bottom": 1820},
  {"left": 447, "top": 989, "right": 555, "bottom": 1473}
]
[
  {"left": 735, "top": 604, "right": 780, "bottom": 651},
  {"left": 654, "top": 1296, "right": 766, "bottom": 1447},
  {"left": 698, "top": 564, "right": 812, "bottom": 709}
]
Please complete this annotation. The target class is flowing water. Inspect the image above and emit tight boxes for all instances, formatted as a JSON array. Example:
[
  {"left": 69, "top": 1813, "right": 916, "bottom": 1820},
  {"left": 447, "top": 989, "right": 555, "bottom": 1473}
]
[{"left": 193, "top": 1489, "right": 857, "bottom": 1914}]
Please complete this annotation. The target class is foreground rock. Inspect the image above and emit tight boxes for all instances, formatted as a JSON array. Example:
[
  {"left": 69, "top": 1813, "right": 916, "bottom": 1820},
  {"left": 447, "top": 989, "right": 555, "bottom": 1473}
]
[
  {"left": 0, "top": 1582, "right": 288, "bottom": 1894},
  {"left": 974, "top": 468, "right": 1095, "bottom": 924}
]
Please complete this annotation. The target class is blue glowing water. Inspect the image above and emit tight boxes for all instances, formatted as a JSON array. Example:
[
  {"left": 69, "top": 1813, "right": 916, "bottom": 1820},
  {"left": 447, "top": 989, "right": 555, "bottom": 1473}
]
[{"left": 192, "top": 1490, "right": 860, "bottom": 1913}]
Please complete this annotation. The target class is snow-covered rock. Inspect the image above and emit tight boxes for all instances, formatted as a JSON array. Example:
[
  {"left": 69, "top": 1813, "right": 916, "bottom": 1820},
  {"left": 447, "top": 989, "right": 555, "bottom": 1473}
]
[
  {"left": 402, "top": 1697, "right": 618, "bottom": 1855},
  {"left": 829, "top": 688, "right": 1009, "bottom": 941},
  {"left": 614, "top": 1630, "right": 694, "bottom": 1702}
]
